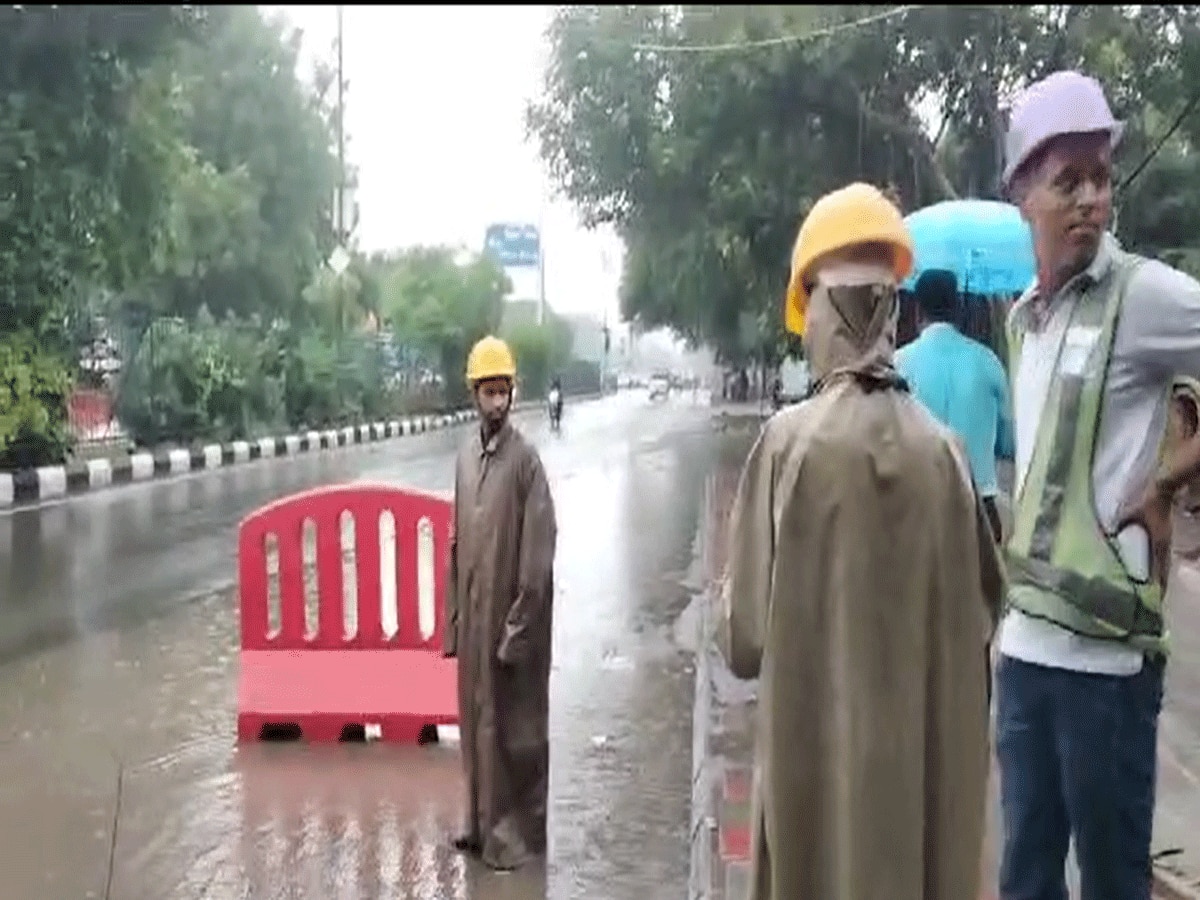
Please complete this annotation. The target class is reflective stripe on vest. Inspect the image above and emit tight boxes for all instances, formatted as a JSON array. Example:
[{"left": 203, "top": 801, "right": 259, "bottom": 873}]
[{"left": 1006, "top": 252, "right": 1167, "bottom": 657}]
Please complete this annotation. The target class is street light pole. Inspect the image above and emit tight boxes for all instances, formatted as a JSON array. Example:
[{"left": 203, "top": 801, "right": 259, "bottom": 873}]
[
  {"left": 537, "top": 187, "right": 547, "bottom": 327},
  {"left": 600, "top": 246, "right": 614, "bottom": 395},
  {"left": 336, "top": 4, "right": 346, "bottom": 243},
  {"left": 601, "top": 306, "right": 609, "bottom": 395}
]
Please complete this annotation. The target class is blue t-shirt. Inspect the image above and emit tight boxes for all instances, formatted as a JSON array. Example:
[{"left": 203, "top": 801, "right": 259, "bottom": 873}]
[{"left": 895, "top": 322, "right": 1014, "bottom": 496}]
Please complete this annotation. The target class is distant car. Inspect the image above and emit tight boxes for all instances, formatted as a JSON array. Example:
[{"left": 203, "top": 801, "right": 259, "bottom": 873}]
[{"left": 648, "top": 374, "right": 670, "bottom": 400}]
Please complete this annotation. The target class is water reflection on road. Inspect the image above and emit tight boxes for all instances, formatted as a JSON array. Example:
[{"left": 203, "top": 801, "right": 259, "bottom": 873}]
[{"left": 0, "top": 392, "right": 723, "bottom": 899}]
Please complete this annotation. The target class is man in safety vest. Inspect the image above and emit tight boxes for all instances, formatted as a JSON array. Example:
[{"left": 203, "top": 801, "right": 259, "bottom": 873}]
[
  {"left": 444, "top": 335, "right": 558, "bottom": 871},
  {"left": 996, "top": 71, "right": 1200, "bottom": 899},
  {"left": 722, "top": 183, "right": 1004, "bottom": 900}
]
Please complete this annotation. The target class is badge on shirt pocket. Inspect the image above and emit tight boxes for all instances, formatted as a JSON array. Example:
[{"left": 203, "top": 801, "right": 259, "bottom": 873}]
[{"left": 1059, "top": 325, "right": 1102, "bottom": 378}]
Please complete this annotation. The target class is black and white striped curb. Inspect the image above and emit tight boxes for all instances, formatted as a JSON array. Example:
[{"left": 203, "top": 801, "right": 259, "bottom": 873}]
[
  {"left": 0, "top": 395, "right": 598, "bottom": 510},
  {"left": 0, "top": 408, "right": 486, "bottom": 510}
]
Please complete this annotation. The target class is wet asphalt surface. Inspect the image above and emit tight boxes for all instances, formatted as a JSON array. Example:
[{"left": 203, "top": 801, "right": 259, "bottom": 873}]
[{"left": 0, "top": 391, "right": 719, "bottom": 900}]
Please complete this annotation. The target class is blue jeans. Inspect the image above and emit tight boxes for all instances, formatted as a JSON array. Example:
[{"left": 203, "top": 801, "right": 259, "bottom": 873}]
[{"left": 995, "top": 654, "right": 1165, "bottom": 900}]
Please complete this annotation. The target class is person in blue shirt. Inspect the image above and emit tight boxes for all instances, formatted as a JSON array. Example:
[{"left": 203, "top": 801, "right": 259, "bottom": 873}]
[{"left": 895, "top": 269, "right": 1015, "bottom": 542}]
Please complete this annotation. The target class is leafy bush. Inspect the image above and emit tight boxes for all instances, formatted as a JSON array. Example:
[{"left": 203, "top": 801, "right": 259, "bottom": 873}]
[
  {"left": 0, "top": 332, "right": 74, "bottom": 470},
  {"left": 282, "top": 330, "right": 341, "bottom": 429},
  {"left": 280, "top": 330, "right": 392, "bottom": 429},
  {"left": 115, "top": 309, "right": 286, "bottom": 447}
]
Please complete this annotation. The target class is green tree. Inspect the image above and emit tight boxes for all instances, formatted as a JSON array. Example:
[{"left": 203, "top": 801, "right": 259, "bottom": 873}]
[
  {"left": 101, "top": 6, "right": 352, "bottom": 449},
  {"left": 502, "top": 319, "right": 573, "bottom": 399},
  {"left": 148, "top": 5, "right": 341, "bottom": 323},
  {"left": 0, "top": 6, "right": 207, "bottom": 338},
  {"left": 375, "top": 247, "right": 511, "bottom": 407},
  {"left": 0, "top": 6, "right": 206, "bottom": 467},
  {"left": 529, "top": 5, "right": 1200, "bottom": 354},
  {"left": 302, "top": 265, "right": 369, "bottom": 340}
]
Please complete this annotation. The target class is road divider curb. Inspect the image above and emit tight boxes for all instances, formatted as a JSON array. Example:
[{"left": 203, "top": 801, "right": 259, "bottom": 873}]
[{"left": 0, "top": 393, "right": 601, "bottom": 511}]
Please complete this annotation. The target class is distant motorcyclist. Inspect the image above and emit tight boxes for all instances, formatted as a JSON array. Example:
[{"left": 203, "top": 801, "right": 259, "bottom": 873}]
[{"left": 547, "top": 378, "right": 563, "bottom": 429}]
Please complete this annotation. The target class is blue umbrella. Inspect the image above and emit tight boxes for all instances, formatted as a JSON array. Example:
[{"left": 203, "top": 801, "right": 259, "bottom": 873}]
[{"left": 902, "top": 200, "right": 1035, "bottom": 296}]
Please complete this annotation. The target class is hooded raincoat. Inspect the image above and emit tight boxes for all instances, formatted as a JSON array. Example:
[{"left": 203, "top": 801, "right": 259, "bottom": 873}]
[
  {"left": 445, "top": 418, "right": 557, "bottom": 870},
  {"left": 722, "top": 271, "right": 1005, "bottom": 900}
]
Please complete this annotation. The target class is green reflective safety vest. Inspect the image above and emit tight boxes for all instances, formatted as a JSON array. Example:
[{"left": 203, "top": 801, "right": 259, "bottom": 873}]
[{"left": 1006, "top": 251, "right": 1167, "bottom": 658}]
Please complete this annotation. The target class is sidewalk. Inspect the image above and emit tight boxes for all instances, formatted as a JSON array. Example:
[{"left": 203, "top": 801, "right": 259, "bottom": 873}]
[
  {"left": 690, "top": 463, "right": 1200, "bottom": 900},
  {"left": 709, "top": 400, "right": 770, "bottom": 423}
]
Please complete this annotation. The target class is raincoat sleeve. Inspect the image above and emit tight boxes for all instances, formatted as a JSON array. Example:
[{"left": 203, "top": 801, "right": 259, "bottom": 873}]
[
  {"left": 497, "top": 451, "right": 558, "bottom": 666},
  {"left": 974, "top": 490, "right": 1006, "bottom": 636},
  {"left": 443, "top": 460, "right": 461, "bottom": 659},
  {"left": 721, "top": 427, "right": 776, "bottom": 681}
]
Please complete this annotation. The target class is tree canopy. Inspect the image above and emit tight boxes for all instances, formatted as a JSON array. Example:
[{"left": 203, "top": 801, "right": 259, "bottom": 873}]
[
  {"left": 370, "top": 246, "right": 512, "bottom": 406},
  {"left": 0, "top": 5, "right": 646, "bottom": 467},
  {"left": 528, "top": 5, "right": 1200, "bottom": 364}
]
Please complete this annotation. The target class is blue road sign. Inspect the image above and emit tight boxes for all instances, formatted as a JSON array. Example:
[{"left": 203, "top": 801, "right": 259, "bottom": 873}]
[{"left": 484, "top": 223, "right": 541, "bottom": 268}]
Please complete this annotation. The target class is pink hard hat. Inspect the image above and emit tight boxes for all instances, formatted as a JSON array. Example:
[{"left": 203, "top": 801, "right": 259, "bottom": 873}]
[{"left": 1002, "top": 70, "right": 1124, "bottom": 188}]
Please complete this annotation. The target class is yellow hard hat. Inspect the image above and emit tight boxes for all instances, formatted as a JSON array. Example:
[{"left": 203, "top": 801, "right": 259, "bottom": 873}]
[
  {"left": 465, "top": 335, "right": 517, "bottom": 384},
  {"left": 784, "top": 182, "right": 914, "bottom": 336}
]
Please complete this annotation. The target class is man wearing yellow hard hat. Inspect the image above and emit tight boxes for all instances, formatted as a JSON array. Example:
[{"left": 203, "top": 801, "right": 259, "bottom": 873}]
[
  {"left": 443, "top": 334, "right": 558, "bottom": 871},
  {"left": 722, "top": 183, "right": 1004, "bottom": 900}
]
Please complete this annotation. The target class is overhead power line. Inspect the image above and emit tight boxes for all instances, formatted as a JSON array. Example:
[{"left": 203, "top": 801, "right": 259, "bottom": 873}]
[
  {"left": 628, "top": 5, "right": 925, "bottom": 54},
  {"left": 1119, "top": 88, "right": 1200, "bottom": 193}
]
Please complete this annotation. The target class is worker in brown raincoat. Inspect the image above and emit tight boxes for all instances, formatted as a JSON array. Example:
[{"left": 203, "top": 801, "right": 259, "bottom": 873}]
[
  {"left": 722, "top": 183, "right": 1006, "bottom": 900},
  {"left": 443, "top": 335, "right": 558, "bottom": 871}
]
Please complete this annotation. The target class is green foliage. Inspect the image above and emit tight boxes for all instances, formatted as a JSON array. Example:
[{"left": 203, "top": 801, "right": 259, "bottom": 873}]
[
  {"left": 373, "top": 247, "right": 511, "bottom": 407},
  {"left": 529, "top": 5, "right": 1200, "bottom": 357},
  {"left": 0, "top": 6, "right": 211, "bottom": 465},
  {"left": 115, "top": 310, "right": 282, "bottom": 446},
  {"left": 0, "top": 333, "right": 73, "bottom": 469},
  {"left": 0, "top": 6, "right": 458, "bottom": 466},
  {"left": 506, "top": 323, "right": 553, "bottom": 399},
  {"left": 502, "top": 312, "right": 574, "bottom": 399},
  {"left": 0, "top": 6, "right": 208, "bottom": 345},
  {"left": 281, "top": 327, "right": 390, "bottom": 428},
  {"left": 302, "top": 267, "right": 369, "bottom": 340},
  {"left": 114, "top": 310, "right": 401, "bottom": 447},
  {"left": 150, "top": 6, "right": 340, "bottom": 322}
]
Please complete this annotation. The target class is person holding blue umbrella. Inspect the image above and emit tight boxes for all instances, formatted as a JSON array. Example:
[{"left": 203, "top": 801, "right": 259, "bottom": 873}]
[{"left": 895, "top": 268, "right": 1014, "bottom": 542}]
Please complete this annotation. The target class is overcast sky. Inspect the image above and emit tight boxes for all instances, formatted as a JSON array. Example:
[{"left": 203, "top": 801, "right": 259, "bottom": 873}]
[{"left": 262, "top": 5, "right": 624, "bottom": 322}]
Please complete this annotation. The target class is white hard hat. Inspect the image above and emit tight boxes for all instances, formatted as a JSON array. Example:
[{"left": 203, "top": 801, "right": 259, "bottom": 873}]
[{"left": 1003, "top": 71, "right": 1124, "bottom": 189}]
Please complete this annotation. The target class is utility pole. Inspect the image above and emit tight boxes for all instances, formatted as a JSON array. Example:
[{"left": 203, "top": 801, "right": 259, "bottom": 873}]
[
  {"left": 336, "top": 4, "right": 346, "bottom": 244},
  {"left": 600, "top": 246, "right": 613, "bottom": 394},
  {"left": 601, "top": 306, "right": 610, "bottom": 396},
  {"left": 537, "top": 190, "right": 547, "bottom": 326}
]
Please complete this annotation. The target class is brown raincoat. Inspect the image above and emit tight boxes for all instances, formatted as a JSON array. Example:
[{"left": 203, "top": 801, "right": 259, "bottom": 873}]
[
  {"left": 722, "top": 280, "right": 1005, "bottom": 900},
  {"left": 445, "top": 418, "right": 557, "bottom": 870}
]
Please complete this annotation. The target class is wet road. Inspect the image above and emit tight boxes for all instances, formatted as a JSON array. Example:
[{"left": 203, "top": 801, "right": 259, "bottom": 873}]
[{"left": 0, "top": 392, "right": 719, "bottom": 900}]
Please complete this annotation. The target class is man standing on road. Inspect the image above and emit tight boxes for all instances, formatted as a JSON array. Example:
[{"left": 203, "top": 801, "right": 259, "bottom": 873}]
[
  {"left": 723, "top": 183, "right": 1004, "bottom": 900},
  {"left": 896, "top": 268, "right": 1014, "bottom": 542},
  {"left": 443, "top": 334, "right": 558, "bottom": 872},
  {"left": 996, "top": 70, "right": 1200, "bottom": 900}
]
